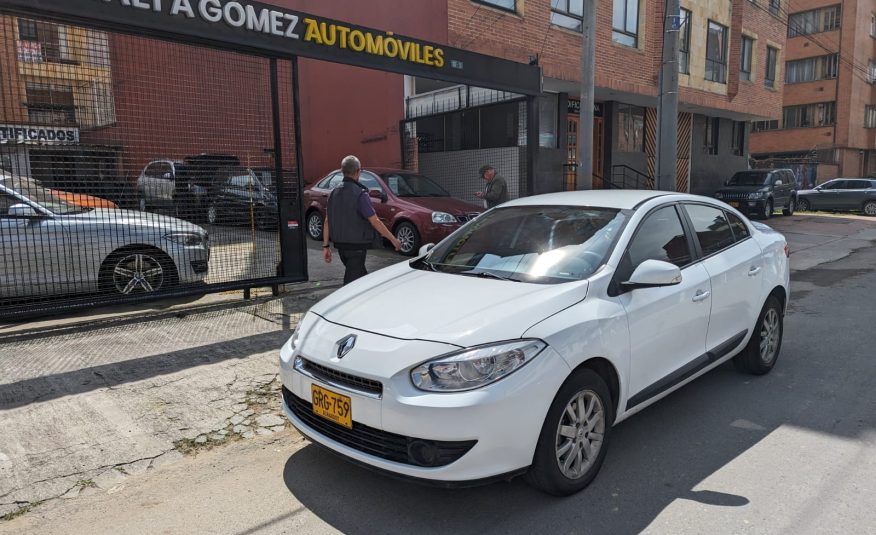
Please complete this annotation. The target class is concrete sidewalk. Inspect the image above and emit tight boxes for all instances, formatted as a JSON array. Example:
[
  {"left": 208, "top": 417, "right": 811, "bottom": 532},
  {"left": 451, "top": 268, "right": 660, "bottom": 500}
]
[{"left": 0, "top": 213, "right": 874, "bottom": 526}]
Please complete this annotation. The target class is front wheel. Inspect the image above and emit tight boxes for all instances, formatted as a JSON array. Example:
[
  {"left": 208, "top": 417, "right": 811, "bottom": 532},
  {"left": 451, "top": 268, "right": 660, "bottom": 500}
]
[
  {"left": 100, "top": 250, "right": 177, "bottom": 296},
  {"left": 864, "top": 200, "right": 876, "bottom": 217},
  {"left": 306, "top": 211, "right": 324, "bottom": 241},
  {"left": 733, "top": 295, "right": 783, "bottom": 375},
  {"left": 207, "top": 203, "right": 219, "bottom": 226},
  {"left": 782, "top": 197, "right": 795, "bottom": 216},
  {"left": 760, "top": 199, "right": 773, "bottom": 220},
  {"left": 525, "top": 368, "right": 614, "bottom": 496},
  {"left": 797, "top": 198, "right": 811, "bottom": 212},
  {"left": 394, "top": 222, "right": 421, "bottom": 256}
]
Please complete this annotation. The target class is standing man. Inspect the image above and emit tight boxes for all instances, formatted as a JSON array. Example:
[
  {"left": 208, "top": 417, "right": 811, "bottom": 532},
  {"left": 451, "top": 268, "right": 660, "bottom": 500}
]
[
  {"left": 323, "top": 155, "right": 401, "bottom": 285},
  {"left": 474, "top": 165, "right": 509, "bottom": 209}
]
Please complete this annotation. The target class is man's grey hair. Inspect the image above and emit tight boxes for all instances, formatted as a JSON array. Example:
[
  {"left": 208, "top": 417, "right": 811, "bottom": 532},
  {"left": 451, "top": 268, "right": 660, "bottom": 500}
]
[{"left": 341, "top": 155, "right": 361, "bottom": 176}]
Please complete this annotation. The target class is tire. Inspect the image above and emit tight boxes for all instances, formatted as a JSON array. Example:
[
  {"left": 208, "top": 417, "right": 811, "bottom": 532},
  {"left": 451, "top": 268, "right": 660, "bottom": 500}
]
[
  {"left": 394, "top": 222, "right": 421, "bottom": 256},
  {"left": 782, "top": 197, "right": 795, "bottom": 216},
  {"left": 306, "top": 211, "right": 324, "bottom": 241},
  {"left": 207, "top": 203, "right": 219, "bottom": 226},
  {"left": 99, "top": 249, "right": 178, "bottom": 296},
  {"left": 760, "top": 199, "right": 773, "bottom": 220},
  {"left": 797, "top": 198, "right": 811, "bottom": 212},
  {"left": 733, "top": 295, "right": 783, "bottom": 375},
  {"left": 864, "top": 200, "right": 876, "bottom": 217},
  {"left": 525, "top": 368, "right": 614, "bottom": 496},
  {"left": 138, "top": 197, "right": 148, "bottom": 212}
]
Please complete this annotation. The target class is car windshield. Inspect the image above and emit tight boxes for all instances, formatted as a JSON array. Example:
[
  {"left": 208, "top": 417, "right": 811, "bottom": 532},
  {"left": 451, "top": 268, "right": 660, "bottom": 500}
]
[
  {"left": 2, "top": 175, "right": 87, "bottom": 215},
  {"left": 384, "top": 173, "right": 450, "bottom": 197},
  {"left": 418, "top": 205, "right": 627, "bottom": 284},
  {"left": 727, "top": 172, "right": 770, "bottom": 186}
]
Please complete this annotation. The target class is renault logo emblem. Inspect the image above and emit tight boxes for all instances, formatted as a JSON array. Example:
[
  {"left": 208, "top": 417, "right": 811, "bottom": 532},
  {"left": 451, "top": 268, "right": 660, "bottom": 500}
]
[{"left": 336, "top": 334, "right": 357, "bottom": 359}]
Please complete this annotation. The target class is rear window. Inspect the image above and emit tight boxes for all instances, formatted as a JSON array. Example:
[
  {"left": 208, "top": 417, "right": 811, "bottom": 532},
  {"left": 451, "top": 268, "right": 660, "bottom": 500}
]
[
  {"left": 727, "top": 212, "right": 750, "bottom": 241},
  {"left": 684, "top": 204, "right": 735, "bottom": 256}
]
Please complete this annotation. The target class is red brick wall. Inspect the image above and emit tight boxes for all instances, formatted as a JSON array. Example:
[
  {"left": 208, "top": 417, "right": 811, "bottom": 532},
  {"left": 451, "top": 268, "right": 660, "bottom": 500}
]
[{"left": 447, "top": 0, "right": 784, "bottom": 116}]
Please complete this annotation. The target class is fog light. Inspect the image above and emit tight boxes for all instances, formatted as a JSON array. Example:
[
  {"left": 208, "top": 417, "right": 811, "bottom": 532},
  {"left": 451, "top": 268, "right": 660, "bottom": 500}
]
[{"left": 407, "top": 439, "right": 439, "bottom": 466}]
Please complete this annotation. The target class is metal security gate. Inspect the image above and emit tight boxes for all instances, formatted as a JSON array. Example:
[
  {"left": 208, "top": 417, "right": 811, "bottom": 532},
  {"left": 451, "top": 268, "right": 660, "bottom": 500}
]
[{"left": 0, "top": 11, "right": 305, "bottom": 319}]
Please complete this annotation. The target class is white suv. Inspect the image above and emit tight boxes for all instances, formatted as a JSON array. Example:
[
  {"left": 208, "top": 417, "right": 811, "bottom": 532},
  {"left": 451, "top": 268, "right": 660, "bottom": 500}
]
[{"left": 280, "top": 190, "right": 790, "bottom": 496}]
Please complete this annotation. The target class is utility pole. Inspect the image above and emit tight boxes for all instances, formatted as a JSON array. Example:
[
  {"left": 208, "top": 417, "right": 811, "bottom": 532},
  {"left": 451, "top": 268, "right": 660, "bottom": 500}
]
[
  {"left": 576, "top": 0, "right": 596, "bottom": 190},
  {"left": 656, "top": 0, "right": 680, "bottom": 191}
]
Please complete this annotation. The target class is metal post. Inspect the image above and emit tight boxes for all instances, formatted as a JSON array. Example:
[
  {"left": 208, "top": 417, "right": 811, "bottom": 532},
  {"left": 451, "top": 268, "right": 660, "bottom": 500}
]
[
  {"left": 576, "top": 0, "right": 596, "bottom": 190},
  {"left": 656, "top": 0, "right": 681, "bottom": 192},
  {"left": 525, "top": 96, "right": 539, "bottom": 197}
]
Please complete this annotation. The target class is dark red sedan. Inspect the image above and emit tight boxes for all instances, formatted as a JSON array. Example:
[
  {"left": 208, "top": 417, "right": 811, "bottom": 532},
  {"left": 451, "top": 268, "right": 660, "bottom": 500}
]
[{"left": 303, "top": 168, "right": 484, "bottom": 255}]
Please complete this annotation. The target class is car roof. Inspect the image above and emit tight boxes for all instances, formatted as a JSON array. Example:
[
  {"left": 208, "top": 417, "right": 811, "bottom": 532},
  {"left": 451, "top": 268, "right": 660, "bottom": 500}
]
[{"left": 504, "top": 190, "right": 680, "bottom": 210}]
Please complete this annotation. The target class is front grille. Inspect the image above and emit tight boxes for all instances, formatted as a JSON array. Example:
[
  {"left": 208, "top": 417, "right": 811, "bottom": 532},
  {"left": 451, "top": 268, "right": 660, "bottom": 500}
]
[
  {"left": 283, "top": 387, "right": 476, "bottom": 467},
  {"left": 456, "top": 213, "right": 481, "bottom": 224},
  {"left": 301, "top": 359, "right": 383, "bottom": 396},
  {"left": 719, "top": 192, "right": 751, "bottom": 201}
]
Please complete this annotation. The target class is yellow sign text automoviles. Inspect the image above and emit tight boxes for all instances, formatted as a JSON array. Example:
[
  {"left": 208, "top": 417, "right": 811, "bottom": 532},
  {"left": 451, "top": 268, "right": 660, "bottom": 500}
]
[{"left": 302, "top": 19, "right": 444, "bottom": 68}]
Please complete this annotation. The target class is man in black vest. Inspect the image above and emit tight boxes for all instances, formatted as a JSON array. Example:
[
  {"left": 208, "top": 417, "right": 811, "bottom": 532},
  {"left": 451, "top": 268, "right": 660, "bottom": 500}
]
[{"left": 323, "top": 155, "right": 401, "bottom": 284}]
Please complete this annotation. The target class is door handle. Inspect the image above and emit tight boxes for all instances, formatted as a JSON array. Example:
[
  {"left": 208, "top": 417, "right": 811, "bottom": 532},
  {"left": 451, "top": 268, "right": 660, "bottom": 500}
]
[
  {"left": 692, "top": 290, "right": 710, "bottom": 302},
  {"left": 748, "top": 266, "right": 762, "bottom": 276}
]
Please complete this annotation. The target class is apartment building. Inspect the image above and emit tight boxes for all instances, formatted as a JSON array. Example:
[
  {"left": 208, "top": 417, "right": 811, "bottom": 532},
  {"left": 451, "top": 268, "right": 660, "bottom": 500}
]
[
  {"left": 404, "top": 0, "right": 787, "bottom": 195},
  {"left": 750, "top": 0, "right": 876, "bottom": 185}
]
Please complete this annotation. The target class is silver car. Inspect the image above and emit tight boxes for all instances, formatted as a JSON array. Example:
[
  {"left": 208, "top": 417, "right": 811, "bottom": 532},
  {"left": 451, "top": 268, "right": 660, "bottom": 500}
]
[{"left": 1, "top": 174, "right": 209, "bottom": 299}]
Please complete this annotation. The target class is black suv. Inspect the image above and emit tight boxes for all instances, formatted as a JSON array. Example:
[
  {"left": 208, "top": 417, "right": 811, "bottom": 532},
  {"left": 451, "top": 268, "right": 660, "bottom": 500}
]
[
  {"left": 137, "top": 154, "right": 240, "bottom": 221},
  {"left": 713, "top": 169, "right": 797, "bottom": 219}
]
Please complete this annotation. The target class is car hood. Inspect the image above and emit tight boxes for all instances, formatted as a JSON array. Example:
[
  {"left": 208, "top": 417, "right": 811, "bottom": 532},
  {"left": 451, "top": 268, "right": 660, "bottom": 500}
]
[
  {"left": 393, "top": 196, "right": 483, "bottom": 214},
  {"left": 310, "top": 261, "right": 589, "bottom": 347},
  {"left": 60, "top": 209, "right": 207, "bottom": 234},
  {"left": 716, "top": 185, "right": 766, "bottom": 194}
]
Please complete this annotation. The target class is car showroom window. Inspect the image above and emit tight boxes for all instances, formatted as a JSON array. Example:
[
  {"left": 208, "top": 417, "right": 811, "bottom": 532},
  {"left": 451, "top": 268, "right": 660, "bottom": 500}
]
[
  {"left": 726, "top": 212, "right": 750, "bottom": 241},
  {"left": 627, "top": 206, "right": 692, "bottom": 271},
  {"left": 684, "top": 204, "right": 736, "bottom": 255}
]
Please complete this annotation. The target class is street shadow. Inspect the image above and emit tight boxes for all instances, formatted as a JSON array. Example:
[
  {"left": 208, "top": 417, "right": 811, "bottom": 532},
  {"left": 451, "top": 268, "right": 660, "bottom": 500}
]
[{"left": 282, "top": 267, "right": 876, "bottom": 534}]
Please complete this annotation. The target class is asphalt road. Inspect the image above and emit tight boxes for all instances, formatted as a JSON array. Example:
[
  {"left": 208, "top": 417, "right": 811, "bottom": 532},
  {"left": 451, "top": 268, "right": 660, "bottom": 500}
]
[{"left": 4, "top": 217, "right": 876, "bottom": 535}]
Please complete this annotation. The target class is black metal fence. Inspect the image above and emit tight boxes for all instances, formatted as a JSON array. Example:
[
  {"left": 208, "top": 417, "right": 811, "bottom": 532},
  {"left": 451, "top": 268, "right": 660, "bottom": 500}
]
[{"left": 0, "top": 12, "right": 304, "bottom": 318}]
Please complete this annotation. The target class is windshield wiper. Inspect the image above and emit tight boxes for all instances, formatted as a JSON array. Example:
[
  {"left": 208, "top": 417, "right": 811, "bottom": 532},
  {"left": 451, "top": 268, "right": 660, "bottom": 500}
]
[{"left": 467, "top": 270, "right": 520, "bottom": 282}]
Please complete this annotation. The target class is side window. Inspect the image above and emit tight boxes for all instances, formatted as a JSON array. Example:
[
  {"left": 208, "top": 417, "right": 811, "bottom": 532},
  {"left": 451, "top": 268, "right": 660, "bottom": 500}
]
[
  {"left": 626, "top": 206, "right": 693, "bottom": 272},
  {"left": 326, "top": 172, "right": 344, "bottom": 189},
  {"left": 0, "top": 193, "right": 19, "bottom": 216},
  {"left": 685, "top": 204, "right": 736, "bottom": 255},
  {"left": 726, "top": 212, "right": 751, "bottom": 241},
  {"left": 821, "top": 180, "right": 843, "bottom": 190},
  {"left": 358, "top": 172, "right": 383, "bottom": 192},
  {"left": 852, "top": 180, "right": 871, "bottom": 189},
  {"left": 228, "top": 175, "right": 252, "bottom": 188},
  {"left": 144, "top": 163, "right": 160, "bottom": 179},
  {"left": 154, "top": 162, "right": 172, "bottom": 179}
]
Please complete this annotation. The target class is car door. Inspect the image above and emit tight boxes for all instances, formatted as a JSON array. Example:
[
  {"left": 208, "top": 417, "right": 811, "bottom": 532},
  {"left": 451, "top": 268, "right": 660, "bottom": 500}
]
[
  {"left": 682, "top": 204, "right": 763, "bottom": 354},
  {"left": 359, "top": 172, "right": 392, "bottom": 226},
  {"left": 811, "top": 180, "right": 844, "bottom": 210},
  {"left": 768, "top": 172, "right": 787, "bottom": 208},
  {"left": 617, "top": 205, "right": 712, "bottom": 407},
  {"left": 841, "top": 180, "right": 871, "bottom": 211}
]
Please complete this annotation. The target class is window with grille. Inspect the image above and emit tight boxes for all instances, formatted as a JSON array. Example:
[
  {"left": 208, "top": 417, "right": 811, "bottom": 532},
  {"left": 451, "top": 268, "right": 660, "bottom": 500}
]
[
  {"left": 551, "top": 0, "right": 584, "bottom": 32},
  {"left": 865, "top": 105, "right": 876, "bottom": 128},
  {"left": 765, "top": 47, "right": 778, "bottom": 88},
  {"left": 679, "top": 8, "right": 691, "bottom": 74},
  {"left": 704, "top": 117, "right": 719, "bottom": 155},
  {"left": 782, "top": 102, "right": 836, "bottom": 128},
  {"left": 25, "top": 83, "right": 77, "bottom": 126},
  {"left": 869, "top": 60, "right": 876, "bottom": 83},
  {"left": 613, "top": 0, "right": 640, "bottom": 47},
  {"left": 769, "top": 0, "right": 781, "bottom": 17},
  {"left": 616, "top": 104, "right": 644, "bottom": 152},
  {"left": 788, "top": 6, "right": 841, "bottom": 37},
  {"left": 785, "top": 54, "right": 838, "bottom": 83},
  {"left": 752, "top": 120, "right": 780, "bottom": 132},
  {"left": 740, "top": 37, "right": 754, "bottom": 81},
  {"left": 706, "top": 21, "right": 728, "bottom": 83},
  {"left": 16, "top": 18, "right": 76, "bottom": 64},
  {"left": 732, "top": 121, "right": 746, "bottom": 156}
]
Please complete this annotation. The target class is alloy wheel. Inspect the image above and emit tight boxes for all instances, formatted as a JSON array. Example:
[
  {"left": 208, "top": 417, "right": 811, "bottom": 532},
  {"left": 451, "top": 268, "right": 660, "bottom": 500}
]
[
  {"left": 307, "top": 213, "right": 323, "bottom": 240},
  {"left": 555, "top": 390, "right": 605, "bottom": 480},
  {"left": 759, "top": 308, "right": 781, "bottom": 365},
  {"left": 138, "top": 198, "right": 147, "bottom": 212},
  {"left": 396, "top": 225, "right": 416, "bottom": 254},
  {"left": 112, "top": 253, "right": 164, "bottom": 294},
  {"left": 798, "top": 198, "right": 810, "bottom": 211},
  {"left": 865, "top": 201, "right": 876, "bottom": 216},
  {"left": 207, "top": 204, "right": 218, "bottom": 225}
]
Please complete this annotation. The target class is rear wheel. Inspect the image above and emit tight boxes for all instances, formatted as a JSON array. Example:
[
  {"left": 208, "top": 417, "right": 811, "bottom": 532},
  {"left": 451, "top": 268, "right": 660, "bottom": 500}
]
[
  {"left": 864, "top": 200, "right": 876, "bottom": 217},
  {"left": 394, "top": 222, "right": 420, "bottom": 256},
  {"left": 797, "top": 198, "right": 811, "bottom": 212},
  {"left": 733, "top": 296, "right": 783, "bottom": 375},
  {"left": 782, "top": 197, "right": 795, "bottom": 216},
  {"left": 525, "top": 368, "right": 614, "bottom": 496}
]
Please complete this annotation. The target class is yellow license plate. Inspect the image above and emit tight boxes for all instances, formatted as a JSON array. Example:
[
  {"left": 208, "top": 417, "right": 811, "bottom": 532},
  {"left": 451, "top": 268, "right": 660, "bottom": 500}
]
[
  {"left": 729, "top": 201, "right": 740, "bottom": 207},
  {"left": 311, "top": 384, "right": 352, "bottom": 429}
]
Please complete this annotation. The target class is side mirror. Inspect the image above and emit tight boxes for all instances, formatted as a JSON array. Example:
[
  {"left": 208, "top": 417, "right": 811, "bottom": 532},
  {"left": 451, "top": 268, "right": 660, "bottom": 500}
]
[
  {"left": 815, "top": 186, "right": 822, "bottom": 191},
  {"left": 774, "top": 180, "right": 783, "bottom": 186},
  {"left": 369, "top": 190, "right": 388, "bottom": 203},
  {"left": 419, "top": 243, "right": 435, "bottom": 256},
  {"left": 7, "top": 203, "right": 40, "bottom": 218},
  {"left": 621, "top": 260, "right": 682, "bottom": 290}
]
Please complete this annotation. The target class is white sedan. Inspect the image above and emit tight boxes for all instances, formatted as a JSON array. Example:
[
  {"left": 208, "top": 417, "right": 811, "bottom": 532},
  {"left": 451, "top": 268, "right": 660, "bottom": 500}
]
[{"left": 280, "top": 190, "right": 790, "bottom": 496}]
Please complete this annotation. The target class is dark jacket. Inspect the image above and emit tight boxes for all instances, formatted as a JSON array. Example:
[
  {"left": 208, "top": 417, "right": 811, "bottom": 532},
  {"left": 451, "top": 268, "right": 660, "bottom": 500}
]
[
  {"left": 483, "top": 174, "right": 509, "bottom": 208},
  {"left": 328, "top": 178, "right": 376, "bottom": 248}
]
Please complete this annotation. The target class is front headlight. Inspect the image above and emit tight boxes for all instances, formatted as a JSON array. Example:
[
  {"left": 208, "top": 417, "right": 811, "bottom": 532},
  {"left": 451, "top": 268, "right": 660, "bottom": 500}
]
[
  {"left": 432, "top": 211, "right": 457, "bottom": 224},
  {"left": 411, "top": 339, "right": 546, "bottom": 392},
  {"left": 164, "top": 232, "right": 206, "bottom": 246}
]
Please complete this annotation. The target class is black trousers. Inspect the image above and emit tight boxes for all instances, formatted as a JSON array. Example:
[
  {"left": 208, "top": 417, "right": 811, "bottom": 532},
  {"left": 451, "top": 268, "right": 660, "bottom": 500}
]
[{"left": 338, "top": 248, "right": 368, "bottom": 285}]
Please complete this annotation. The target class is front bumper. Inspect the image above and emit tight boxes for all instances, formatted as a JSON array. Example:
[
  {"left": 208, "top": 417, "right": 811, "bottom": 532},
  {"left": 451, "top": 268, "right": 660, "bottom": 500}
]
[
  {"left": 168, "top": 245, "right": 210, "bottom": 283},
  {"left": 279, "top": 320, "right": 571, "bottom": 483}
]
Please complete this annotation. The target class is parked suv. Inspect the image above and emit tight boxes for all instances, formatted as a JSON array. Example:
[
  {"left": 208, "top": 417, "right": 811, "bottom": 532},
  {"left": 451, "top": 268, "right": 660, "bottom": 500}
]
[
  {"left": 137, "top": 154, "right": 240, "bottom": 221},
  {"left": 303, "top": 168, "right": 484, "bottom": 255},
  {"left": 713, "top": 169, "right": 797, "bottom": 219},
  {"left": 796, "top": 178, "right": 876, "bottom": 215}
]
